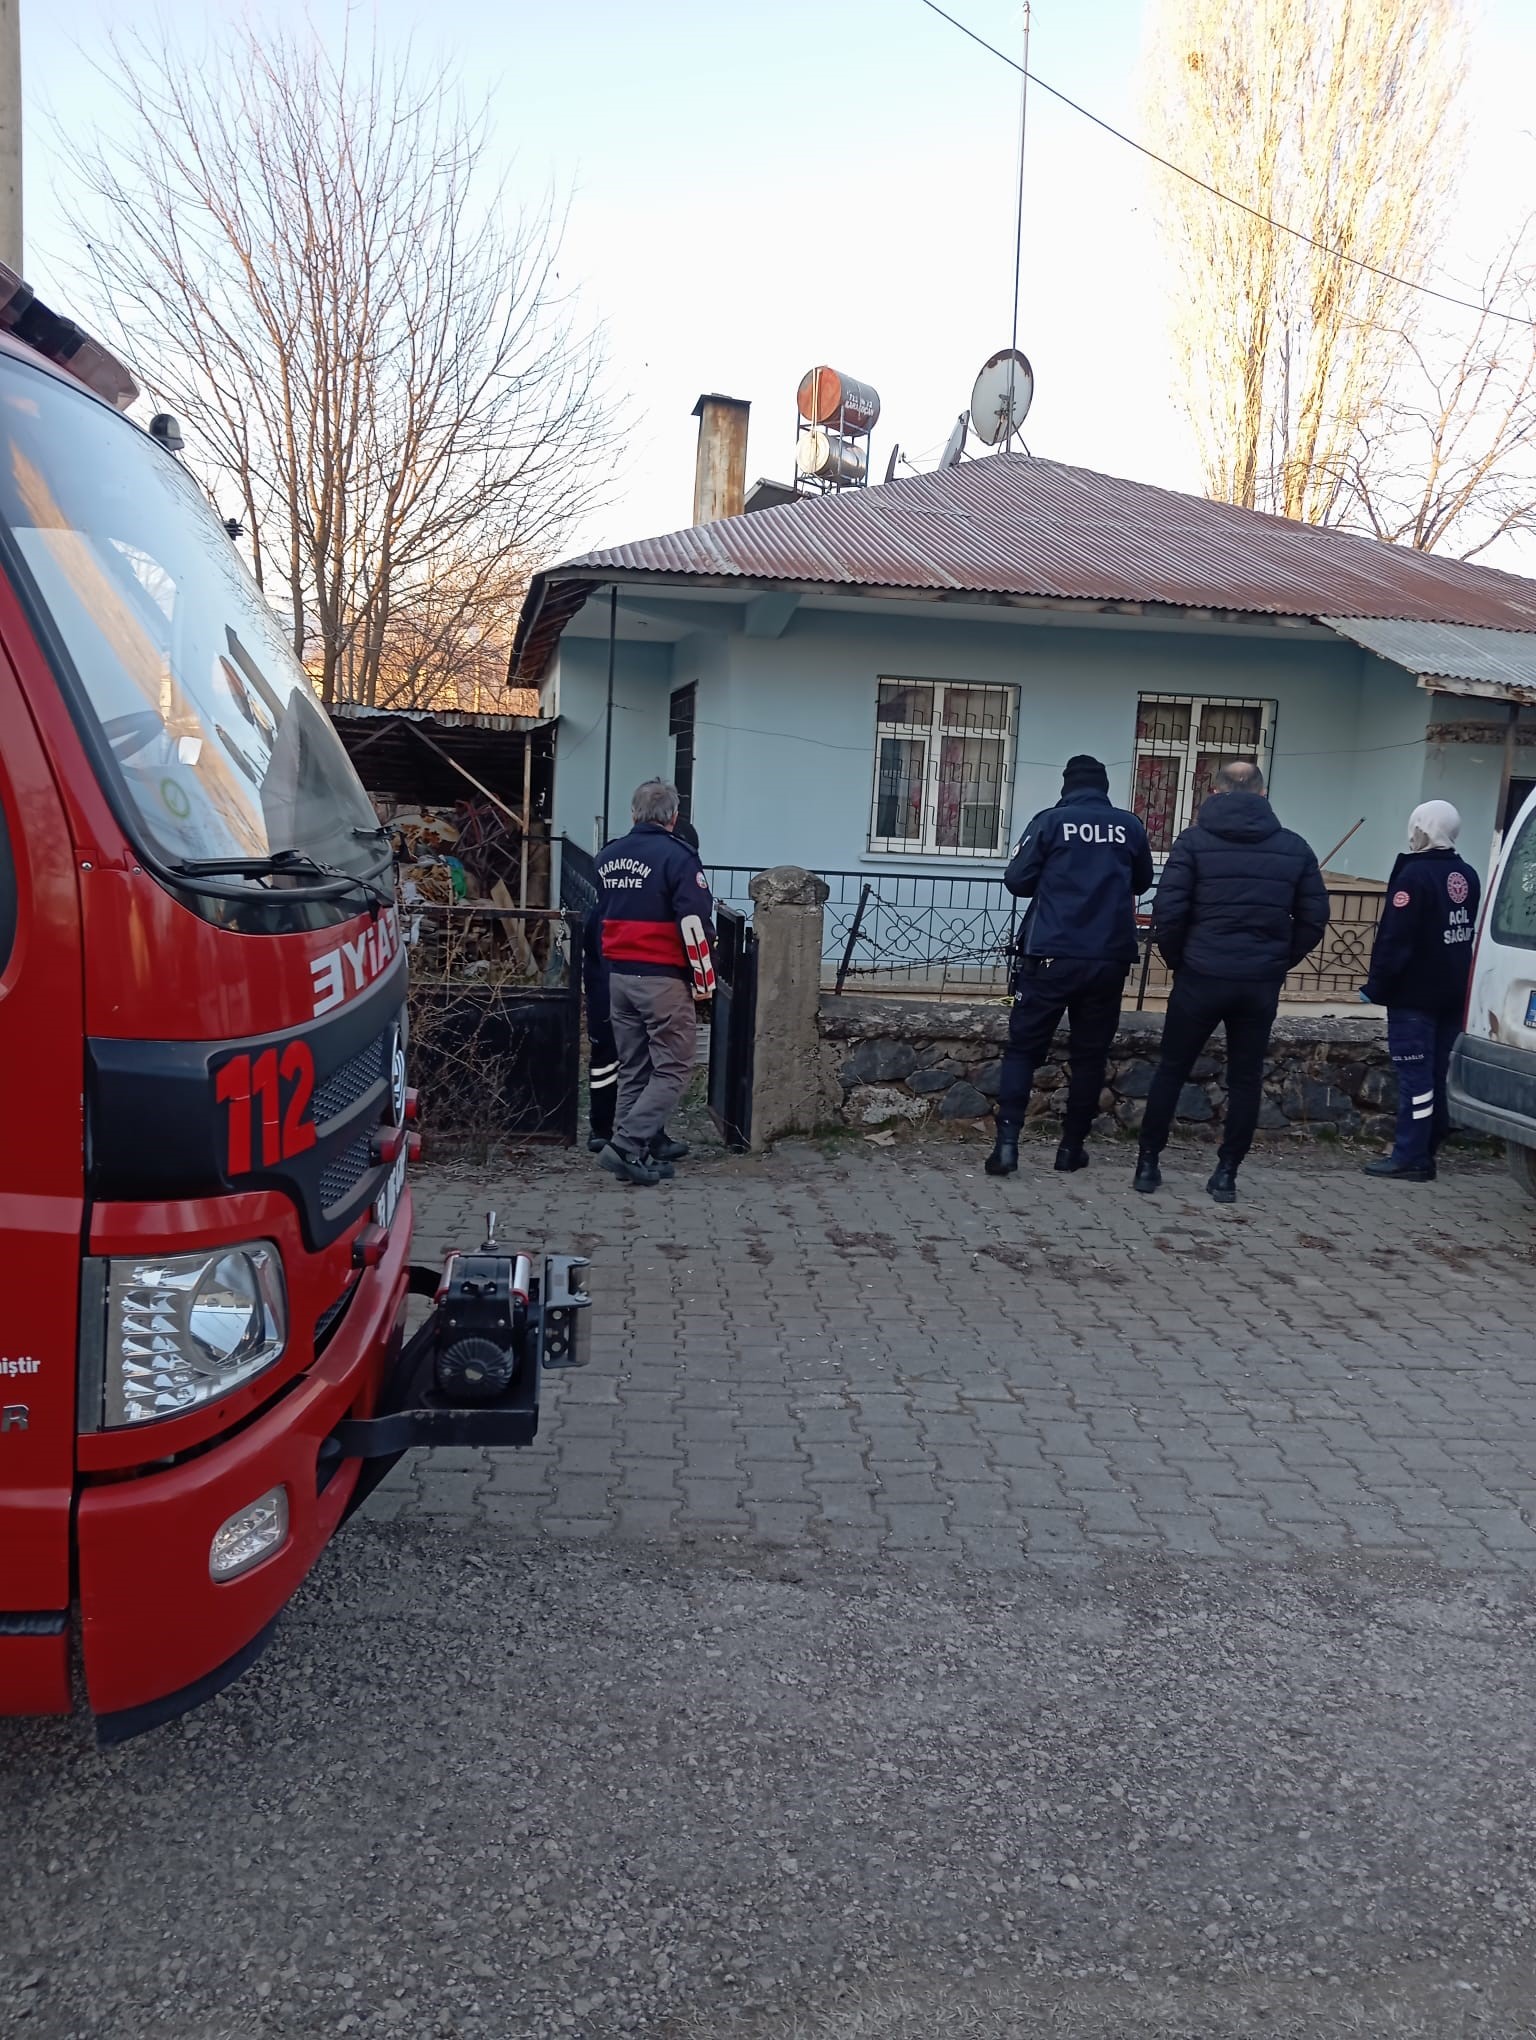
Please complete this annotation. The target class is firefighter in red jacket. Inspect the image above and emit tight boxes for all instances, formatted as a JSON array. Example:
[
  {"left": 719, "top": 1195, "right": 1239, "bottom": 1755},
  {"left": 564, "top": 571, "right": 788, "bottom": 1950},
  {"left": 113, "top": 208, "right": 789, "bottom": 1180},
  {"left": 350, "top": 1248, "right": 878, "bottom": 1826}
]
[{"left": 594, "top": 781, "right": 716, "bottom": 1186}]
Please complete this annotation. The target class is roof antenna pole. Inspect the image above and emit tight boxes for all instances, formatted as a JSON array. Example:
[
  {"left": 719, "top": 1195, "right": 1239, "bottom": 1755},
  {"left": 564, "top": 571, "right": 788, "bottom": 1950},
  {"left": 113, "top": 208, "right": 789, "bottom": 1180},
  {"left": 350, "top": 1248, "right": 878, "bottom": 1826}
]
[
  {"left": 600, "top": 585, "right": 616, "bottom": 844},
  {"left": 1005, "top": 1, "right": 1031, "bottom": 454}
]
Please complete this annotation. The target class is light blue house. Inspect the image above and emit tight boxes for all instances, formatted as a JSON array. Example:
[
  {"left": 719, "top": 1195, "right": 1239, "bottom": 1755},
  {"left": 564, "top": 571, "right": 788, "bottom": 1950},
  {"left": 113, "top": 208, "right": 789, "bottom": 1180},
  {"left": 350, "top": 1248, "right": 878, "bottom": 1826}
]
[{"left": 512, "top": 439, "right": 1536, "bottom": 911}]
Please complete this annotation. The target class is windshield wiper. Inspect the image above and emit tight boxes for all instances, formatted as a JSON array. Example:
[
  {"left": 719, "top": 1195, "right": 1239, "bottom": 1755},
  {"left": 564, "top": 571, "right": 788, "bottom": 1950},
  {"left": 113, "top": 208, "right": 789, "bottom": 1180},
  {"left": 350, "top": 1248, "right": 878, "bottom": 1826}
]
[{"left": 170, "top": 847, "right": 393, "bottom": 910}]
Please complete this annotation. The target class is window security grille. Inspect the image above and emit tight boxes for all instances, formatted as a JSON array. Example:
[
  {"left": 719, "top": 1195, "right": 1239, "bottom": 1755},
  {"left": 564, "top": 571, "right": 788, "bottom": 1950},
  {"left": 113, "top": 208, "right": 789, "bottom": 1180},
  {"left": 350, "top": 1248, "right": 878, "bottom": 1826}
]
[
  {"left": 1131, "top": 694, "right": 1276, "bottom": 855},
  {"left": 869, "top": 679, "right": 1017, "bottom": 858}
]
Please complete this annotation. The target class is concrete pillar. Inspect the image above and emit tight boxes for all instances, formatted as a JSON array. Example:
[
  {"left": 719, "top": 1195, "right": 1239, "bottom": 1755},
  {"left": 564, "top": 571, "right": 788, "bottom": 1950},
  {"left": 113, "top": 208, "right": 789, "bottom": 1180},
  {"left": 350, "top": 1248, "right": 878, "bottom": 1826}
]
[{"left": 747, "top": 864, "right": 829, "bottom": 1149}]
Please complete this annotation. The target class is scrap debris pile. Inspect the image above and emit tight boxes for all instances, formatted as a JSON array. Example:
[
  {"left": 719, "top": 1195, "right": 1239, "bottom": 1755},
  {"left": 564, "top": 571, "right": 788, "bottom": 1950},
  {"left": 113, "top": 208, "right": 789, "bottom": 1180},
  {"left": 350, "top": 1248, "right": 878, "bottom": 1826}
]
[{"left": 379, "top": 798, "right": 552, "bottom": 981}]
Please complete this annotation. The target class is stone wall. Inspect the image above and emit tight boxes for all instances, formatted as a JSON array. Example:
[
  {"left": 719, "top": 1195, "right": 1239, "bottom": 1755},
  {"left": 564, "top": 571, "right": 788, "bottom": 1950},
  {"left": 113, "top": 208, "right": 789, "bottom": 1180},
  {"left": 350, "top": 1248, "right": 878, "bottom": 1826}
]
[{"left": 817, "top": 996, "right": 1400, "bottom": 1143}]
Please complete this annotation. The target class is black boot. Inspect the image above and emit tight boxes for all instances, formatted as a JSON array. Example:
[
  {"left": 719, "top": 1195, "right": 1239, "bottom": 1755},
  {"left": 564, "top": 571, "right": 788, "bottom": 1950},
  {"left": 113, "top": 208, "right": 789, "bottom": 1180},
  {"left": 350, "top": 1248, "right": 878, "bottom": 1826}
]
[
  {"left": 1133, "top": 1147, "right": 1162, "bottom": 1194},
  {"left": 1054, "top": 1140, "right": 1089, "bottom": 1173},
  {"left": 651, "top": 1129, "right": 690, "bottom": 1162},
  {"left": 985, "top": 1122, "right": 1020, "bottom": 1176},
  {"left": 597, "top": 1143, "right": 660, "bottom": 1187},
  {"left": 589, "top": 1102, "right": 616, "bottom": 1154},
  {"left": 1362, "top": 1154, "right": 1435, "bottom": 1182},
  {"left": 1207, "top": 1161, "right": 1238, "bottom": 1204}
]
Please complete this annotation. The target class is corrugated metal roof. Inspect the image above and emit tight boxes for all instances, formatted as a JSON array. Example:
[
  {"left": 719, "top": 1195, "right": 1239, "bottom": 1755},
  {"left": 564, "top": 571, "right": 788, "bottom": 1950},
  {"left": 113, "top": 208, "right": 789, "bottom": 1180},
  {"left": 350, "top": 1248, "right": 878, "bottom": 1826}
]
[
  {"left": 329, "top": 706, "right": 556, "bottom": 813},
  {"left": 330, "top": 701, "right": 546, "bottom": 730},
  {"left": 1319, "top": 617, "right": 1536, "bottom": 700},
  {"left": 512, "top": 454, "right": 1536, "bottom": 680}
]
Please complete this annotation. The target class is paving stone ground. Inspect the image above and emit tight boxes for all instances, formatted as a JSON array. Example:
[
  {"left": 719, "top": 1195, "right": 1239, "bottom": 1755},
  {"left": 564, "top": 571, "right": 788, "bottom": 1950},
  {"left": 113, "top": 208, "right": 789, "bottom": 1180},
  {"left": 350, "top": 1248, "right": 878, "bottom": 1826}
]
[
  {"left": 372, "top": 1130, "right": 1536, "bottom": 1573},
  {"left": 9, "top": 1130, "right": 1536, "bottom": 2039}
]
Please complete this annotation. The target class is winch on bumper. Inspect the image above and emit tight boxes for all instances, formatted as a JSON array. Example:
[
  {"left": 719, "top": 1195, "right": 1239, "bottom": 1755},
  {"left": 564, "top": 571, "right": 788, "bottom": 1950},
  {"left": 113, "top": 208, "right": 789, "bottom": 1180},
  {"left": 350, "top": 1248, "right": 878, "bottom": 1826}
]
[{"left": 335, "top": 1217, "right": 590, "bottom": 1512}]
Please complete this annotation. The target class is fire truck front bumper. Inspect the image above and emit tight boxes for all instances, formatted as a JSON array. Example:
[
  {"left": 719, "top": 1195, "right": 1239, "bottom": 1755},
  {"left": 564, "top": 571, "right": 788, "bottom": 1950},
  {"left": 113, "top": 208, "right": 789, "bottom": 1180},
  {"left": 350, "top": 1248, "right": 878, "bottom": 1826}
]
[{"left": 79, "top": 1209, "right": 589, "bottom": 1745}]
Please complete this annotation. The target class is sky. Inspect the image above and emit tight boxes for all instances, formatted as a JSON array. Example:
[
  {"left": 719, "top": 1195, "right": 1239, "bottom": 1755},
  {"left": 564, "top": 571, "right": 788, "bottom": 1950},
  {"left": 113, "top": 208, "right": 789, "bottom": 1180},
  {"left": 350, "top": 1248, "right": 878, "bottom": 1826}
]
[{"left": 19, "top": 0, "right": 1536, "bottom": 565}]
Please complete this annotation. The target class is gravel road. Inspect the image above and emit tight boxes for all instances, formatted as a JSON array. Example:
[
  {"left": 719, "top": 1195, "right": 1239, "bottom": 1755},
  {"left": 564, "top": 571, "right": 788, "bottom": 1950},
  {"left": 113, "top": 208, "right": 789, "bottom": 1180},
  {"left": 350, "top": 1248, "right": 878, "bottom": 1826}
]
[{"left": 6, "top": 1522, "right": 1536, "bottom": 2039}]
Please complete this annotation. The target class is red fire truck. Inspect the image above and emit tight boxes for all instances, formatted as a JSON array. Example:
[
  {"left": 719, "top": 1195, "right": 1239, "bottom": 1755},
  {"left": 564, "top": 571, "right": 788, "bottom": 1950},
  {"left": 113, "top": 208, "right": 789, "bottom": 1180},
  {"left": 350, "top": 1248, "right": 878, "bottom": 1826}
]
[{"left": 0, "top": 270, "right": 586, "bottom": 1743}]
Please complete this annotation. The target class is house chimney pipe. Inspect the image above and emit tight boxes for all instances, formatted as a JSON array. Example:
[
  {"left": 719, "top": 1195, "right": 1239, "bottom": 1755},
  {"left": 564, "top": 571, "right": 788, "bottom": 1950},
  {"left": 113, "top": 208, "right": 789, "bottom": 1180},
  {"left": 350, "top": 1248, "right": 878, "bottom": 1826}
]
[{"left": 691, "top": 393, "right": 750, "bottom": 524}]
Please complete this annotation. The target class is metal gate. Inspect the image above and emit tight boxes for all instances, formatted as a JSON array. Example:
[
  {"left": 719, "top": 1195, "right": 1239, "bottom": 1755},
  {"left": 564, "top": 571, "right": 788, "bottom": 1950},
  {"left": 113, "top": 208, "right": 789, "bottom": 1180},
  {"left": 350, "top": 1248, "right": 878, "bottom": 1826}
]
[
  {"left": 708, "top": 903, "right": 757, "bottom": 1150},
  {"left": 406, "top": 905, "right": 581, "bottom": 1145}
]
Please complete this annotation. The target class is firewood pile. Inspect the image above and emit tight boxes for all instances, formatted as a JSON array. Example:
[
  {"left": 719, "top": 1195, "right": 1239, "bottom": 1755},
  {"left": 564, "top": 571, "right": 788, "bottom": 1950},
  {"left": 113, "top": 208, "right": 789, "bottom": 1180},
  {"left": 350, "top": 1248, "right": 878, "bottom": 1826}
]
[{"left": 376, "top": 797, "right": 555, "bottom": 985}]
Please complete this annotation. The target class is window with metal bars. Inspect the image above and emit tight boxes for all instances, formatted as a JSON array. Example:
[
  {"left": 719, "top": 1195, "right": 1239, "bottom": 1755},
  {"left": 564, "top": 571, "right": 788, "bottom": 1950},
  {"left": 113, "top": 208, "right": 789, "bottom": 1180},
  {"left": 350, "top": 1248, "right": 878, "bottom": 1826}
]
[
  {"left": 1131, "top": 694, "right": 1276, "bottom": 855},
  {"left": 869, "top": 679, "right": 1017, "bottom": 857}
]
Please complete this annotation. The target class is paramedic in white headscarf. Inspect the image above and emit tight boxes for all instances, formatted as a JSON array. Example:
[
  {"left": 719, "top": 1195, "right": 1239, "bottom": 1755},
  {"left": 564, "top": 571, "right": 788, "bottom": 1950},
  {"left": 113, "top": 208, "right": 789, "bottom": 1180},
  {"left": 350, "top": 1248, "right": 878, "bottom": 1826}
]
[{"left": 1361, "top": 800, "right": 1481, "bottom": 1183}]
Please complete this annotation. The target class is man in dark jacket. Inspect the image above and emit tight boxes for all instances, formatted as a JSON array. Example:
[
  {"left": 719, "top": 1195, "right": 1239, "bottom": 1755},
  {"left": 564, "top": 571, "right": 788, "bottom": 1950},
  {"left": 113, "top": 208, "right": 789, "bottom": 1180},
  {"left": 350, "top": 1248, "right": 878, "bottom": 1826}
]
[
  {"left": 1136, "top": 760, "right": 1329, "bottom": 1203},
  {"left": 987, "top": 755, "right": 1155, "bottom": 1177},
  {"left": 1361, "top": 799, "right": 1481, "bottom": 1184},
  {"left": 595, "top": 781, "right": 716, "bottom": 1186}
]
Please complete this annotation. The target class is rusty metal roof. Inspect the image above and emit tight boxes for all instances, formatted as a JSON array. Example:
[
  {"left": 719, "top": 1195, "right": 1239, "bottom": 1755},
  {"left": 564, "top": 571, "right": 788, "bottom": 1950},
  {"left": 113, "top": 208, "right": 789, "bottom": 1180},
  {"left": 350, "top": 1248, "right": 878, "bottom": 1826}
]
[
  {"left": 331, "top": 701, "right": 544, "bottom": 730},
  {"left": 512, "top": 454, "right": 1536, "bottom": 681}
]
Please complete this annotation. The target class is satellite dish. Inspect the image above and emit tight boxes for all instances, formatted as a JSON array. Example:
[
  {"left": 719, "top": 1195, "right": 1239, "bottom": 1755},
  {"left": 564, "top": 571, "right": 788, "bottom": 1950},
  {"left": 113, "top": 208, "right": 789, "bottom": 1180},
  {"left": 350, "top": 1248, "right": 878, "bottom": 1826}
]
[
  {"left": 937, "top": 412, "right": 968, "bottom": 470},
  {"left": 969, "top": 348, "right": 1034, "bottom": 448}
]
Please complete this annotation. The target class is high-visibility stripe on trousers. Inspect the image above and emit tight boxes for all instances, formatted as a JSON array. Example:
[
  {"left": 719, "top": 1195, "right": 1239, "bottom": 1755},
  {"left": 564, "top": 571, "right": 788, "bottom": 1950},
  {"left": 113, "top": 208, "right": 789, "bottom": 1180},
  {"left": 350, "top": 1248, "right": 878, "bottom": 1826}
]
[{"left": 1385, "top": 1006, "right": 1459, "bottom": 1169}]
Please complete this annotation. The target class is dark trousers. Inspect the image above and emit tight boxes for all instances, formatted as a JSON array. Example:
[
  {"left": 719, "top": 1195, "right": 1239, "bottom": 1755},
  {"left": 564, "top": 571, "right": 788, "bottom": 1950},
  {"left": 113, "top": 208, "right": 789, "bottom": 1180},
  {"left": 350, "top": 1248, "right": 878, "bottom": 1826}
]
[
  {"left": 588, "top": 1017, "right": 618, "bottom": 1142},
  {"left": 1386, "top": 1006, "right": 1458, "bottom": 1168},
  {"left": 1141, "top": 970, "right": 1281, "bottom": 1167},
  {"left": 997, "top": 956, "right": 1128, "bottom": 1142}
]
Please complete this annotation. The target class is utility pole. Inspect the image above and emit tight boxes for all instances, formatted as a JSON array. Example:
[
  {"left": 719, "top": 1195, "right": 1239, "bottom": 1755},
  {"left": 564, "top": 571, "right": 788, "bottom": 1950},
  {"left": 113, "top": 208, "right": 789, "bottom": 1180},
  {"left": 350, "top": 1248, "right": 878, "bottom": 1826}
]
[
  {"left": 0, "top": 0, "right": 19, "bottom": 274},
  {"left": 999, "top": 5, "right": 1024, "bottom": 454},
  {"left": 600, "top": 585, "right": 616, "bottom": 845}
]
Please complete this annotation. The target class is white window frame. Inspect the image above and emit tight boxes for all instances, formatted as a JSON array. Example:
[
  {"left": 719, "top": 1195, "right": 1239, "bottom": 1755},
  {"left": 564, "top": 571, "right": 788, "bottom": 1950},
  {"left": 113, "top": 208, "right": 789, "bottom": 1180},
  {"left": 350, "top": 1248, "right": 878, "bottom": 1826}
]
[
  {"left": 1131, "top": 693, "right": 1276, "bottom": 857},
  {"left": 867, "top": 677, "right": 1018, "bottom": 858}
]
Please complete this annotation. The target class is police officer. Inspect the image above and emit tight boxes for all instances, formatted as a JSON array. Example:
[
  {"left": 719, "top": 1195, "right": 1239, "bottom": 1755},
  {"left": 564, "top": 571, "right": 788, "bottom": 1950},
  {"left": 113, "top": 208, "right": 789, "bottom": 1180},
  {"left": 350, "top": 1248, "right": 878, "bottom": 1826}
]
[
  {"left": 1361, "top": 799, "right": 1481, "bottom": 1184},
  {"left": 987, "top": 755, "right": 1154, "bottom": 1177}
]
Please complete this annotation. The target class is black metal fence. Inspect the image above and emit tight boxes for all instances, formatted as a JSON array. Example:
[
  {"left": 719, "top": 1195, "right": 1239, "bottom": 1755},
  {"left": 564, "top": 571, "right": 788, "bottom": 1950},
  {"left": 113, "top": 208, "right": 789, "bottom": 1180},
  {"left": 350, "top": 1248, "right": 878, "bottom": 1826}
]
[
  {"left": 558, "top": 837, "right": 600, "bottom": 922},
  {"left": 704, "top": 862, "right": 1385, "bottom": 1005},
  {"left": 706, "top": 864, "right": 1021, "bottom": 997},
  {"left": 707, "top": 903, "right": 757, "bottom": 1149}
]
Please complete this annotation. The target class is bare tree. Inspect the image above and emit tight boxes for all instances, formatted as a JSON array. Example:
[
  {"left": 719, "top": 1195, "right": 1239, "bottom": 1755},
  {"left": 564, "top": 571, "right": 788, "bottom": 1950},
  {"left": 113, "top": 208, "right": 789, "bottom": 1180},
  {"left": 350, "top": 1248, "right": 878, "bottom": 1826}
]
[
  {"left": 1331, "top": 220, "right": 1536, "bottom": 560},
  {"left": 64, "top": 18, "right": 616, "bottom": 707},
  {"left": 1144, "top": 0, "right": 1466, "bottom": 524},
  {"left": 372, "top": 549, "right": 537, "bottom": 714}
]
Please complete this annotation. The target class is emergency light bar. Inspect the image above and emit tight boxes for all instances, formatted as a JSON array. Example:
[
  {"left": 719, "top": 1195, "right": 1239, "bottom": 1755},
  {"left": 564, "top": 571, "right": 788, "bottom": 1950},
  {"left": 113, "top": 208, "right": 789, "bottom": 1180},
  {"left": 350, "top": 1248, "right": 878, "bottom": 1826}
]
[{"left": 0, "top": 260, "right": 139, "bottom": 412}]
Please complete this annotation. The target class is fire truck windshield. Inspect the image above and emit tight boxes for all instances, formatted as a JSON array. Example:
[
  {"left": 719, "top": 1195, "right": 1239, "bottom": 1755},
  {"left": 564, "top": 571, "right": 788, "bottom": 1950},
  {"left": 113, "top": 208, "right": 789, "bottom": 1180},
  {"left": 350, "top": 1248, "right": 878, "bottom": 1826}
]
[{"left": 0, "top": 349, "right": 385, "bottom": 892}]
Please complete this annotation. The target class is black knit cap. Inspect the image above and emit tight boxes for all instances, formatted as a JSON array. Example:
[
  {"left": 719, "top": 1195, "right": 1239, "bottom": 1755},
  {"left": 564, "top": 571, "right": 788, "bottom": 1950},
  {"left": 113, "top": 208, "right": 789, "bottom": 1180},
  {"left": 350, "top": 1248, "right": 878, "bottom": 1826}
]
[{"left": 1061, "top": 753, "right": 1110, "bottom": 797}]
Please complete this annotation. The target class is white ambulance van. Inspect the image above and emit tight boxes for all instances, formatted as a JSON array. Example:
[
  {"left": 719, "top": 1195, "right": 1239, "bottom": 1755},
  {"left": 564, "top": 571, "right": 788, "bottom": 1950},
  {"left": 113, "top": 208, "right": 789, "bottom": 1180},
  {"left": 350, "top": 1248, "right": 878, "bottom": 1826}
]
[{"left": 1449, "top": 785, "right": 1536, "bottom": 1198}]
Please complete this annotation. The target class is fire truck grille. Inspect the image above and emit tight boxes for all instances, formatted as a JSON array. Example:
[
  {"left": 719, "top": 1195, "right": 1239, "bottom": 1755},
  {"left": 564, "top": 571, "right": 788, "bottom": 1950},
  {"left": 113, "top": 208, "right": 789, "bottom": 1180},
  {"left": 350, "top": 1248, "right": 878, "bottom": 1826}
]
[
  {"left": 319, "top": 1135, "right": 373, "bottom": 1214},
  {"left": 314, "top": 1033, "right": 388, "bottom": 1127}
]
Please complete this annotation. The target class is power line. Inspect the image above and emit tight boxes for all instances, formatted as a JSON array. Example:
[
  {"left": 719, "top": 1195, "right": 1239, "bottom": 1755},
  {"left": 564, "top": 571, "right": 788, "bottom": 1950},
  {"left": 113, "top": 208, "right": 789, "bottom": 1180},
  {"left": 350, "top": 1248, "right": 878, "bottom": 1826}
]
[{"left": 916, "top": 0, "right": 1536, "bottom": 334}]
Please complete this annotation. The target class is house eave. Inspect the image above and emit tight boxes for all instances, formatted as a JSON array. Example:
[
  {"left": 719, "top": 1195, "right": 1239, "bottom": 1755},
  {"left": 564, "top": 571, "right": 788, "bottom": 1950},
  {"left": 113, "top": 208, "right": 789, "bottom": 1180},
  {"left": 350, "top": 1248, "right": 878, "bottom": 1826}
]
[{"left": 511, "top": 568, "right": 1341, "bottom": 682}]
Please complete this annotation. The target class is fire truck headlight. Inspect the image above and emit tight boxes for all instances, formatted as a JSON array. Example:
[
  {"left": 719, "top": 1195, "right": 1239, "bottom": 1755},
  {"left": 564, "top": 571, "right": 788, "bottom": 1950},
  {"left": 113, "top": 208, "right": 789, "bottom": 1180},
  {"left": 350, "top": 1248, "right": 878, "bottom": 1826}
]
[{"left": 102, "top": 1243, "right": 288, "bottom": 1427}]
